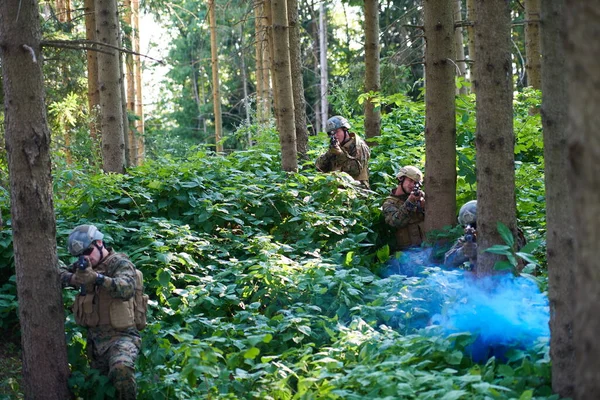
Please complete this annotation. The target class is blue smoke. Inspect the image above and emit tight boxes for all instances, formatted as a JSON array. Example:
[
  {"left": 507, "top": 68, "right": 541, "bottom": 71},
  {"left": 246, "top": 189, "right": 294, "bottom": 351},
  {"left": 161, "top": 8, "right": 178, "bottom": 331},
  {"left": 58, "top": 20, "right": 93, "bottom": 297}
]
[{"left": 382, "top": 249, "right": 550, "bottom": 362}]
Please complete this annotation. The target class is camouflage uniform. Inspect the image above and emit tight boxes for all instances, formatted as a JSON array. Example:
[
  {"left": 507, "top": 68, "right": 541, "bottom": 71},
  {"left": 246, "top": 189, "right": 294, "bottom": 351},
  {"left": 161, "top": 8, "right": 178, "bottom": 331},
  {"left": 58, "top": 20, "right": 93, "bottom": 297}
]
[
  {"left": 59, "top": 249, "right": 141, "bottom": 400},
  {"left": 444, "top": 228, "right": 527, "bottom": 270},
  {"left": 382, "top": 190, "right": 425, "bottom": 250},
  {"left": 315, "top": 132, "right": 371, "bottom": 189}
]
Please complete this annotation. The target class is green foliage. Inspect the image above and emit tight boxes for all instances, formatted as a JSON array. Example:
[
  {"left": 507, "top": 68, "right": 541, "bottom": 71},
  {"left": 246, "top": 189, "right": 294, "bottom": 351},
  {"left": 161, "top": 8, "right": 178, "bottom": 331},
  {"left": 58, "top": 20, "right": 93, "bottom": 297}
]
[{"left": 0, "top": 90, "right": 553, "bottom": 398}]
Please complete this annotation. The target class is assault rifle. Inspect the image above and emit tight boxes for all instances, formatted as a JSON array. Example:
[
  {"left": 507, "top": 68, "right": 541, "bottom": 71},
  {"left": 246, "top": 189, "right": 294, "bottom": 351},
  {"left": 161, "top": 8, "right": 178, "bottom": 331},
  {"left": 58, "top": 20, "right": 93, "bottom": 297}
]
[
  {"left": 77, "top": 255, "right": 89, "bottom": 295},
  {"left": 412, "top": 181, "right": 422, "bottom": 196},
  {"left": 464, "top": 224, "right": 476, "bottom": 243},
  {"left": 328, "top": 132, "right": 339, "bottom": 148}
]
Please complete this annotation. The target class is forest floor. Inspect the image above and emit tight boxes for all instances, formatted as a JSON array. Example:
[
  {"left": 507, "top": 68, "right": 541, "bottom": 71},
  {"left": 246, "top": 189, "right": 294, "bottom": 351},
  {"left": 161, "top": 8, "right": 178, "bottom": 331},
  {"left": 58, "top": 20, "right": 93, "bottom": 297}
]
[{"left": 0, "top": 339, "right": 22, "bottom": 399}]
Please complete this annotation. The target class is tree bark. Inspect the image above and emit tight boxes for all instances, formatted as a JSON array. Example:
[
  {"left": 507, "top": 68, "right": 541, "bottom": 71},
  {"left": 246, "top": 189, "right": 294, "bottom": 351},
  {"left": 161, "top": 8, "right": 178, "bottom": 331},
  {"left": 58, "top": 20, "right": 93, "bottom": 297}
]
[
  {"left": 271, "top": 0, "right": 298, "bottom": 171},
  {"left": 423, "top": 0, "right": 457, "bottom": 235},
  {"left": 453, "top": 0, "right": 468, "bottom": 95},
  {"left": 524, "top": 0, "right": 542, "bottom": 89},
  {"left": 96, "top": 0, "right": 125, "bottom": 173},
  {"left": 473, "top": 0, "right": 516, "bottom": 275},
  {"left": 0, "top": 1, "right": 71, "bottom": 398},
  {"left": 84, "top": 0, "right": 100, "bottom": 143},
  {"left": 208, "top": 0, "right": 223, "bottom": 153},
  {"left": 567, "top": 1, "right": 600, "bottom": 398},
  {"left": 288, "top": 0, "right": 309, "bottom": 159},
  {"left": 319, "top": 2, "right": 328, "bottom": 128},
  {"left": 364, "top": 0, "right": 381, "bottom": 144},
  {"left": 466, "top": 0, "right": 476, "bottom": 94},
  {"left": 540, "top": 0, "right": 574, "bottom": 397},
  {"left": 133, "top": 0, "right": 144, "bottom": 164}
]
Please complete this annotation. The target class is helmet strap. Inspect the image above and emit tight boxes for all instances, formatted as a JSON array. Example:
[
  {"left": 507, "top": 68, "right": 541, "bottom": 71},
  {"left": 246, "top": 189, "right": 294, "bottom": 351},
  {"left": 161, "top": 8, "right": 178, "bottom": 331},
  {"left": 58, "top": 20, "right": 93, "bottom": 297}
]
[
  {"left": 94, "top": 241, "right": 106, "bottom": 264},
  {"left": 339, "top": 130, "right": 350, "bottom": 146}
]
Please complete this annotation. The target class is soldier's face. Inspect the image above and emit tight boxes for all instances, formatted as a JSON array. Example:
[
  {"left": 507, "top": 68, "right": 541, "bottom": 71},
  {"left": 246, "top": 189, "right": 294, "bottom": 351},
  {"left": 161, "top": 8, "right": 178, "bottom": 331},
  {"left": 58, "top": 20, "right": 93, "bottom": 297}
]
[
  {"left": 84, "top": 240, "right": 103, "bottom": 266},
  {"left": 402, "top": 177, "right": 416, "bottom": 193},
  {"left": 333, "top": 128, "right": 346, "bottom": 143}
]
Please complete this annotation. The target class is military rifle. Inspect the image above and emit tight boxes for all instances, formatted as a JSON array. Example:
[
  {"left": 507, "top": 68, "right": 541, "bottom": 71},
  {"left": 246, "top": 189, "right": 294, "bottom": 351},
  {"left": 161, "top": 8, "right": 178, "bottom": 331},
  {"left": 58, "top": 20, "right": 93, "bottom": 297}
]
[
  {"left": 464, "top": 224, "right": 476, "bottom": 243},
  {"left": 328, "top": 132, "right": 339, "bottom": 148},
  {"left": 77, "top": 255, "right": 89, "bottom": 295}
]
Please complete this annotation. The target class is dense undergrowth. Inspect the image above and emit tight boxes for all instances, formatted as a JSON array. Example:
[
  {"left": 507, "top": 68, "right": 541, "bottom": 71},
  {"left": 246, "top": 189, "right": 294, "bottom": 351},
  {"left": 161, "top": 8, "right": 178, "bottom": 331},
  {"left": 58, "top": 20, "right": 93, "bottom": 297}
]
[{"left": 0, "top": 91, "right": 555, "bottom": 399}]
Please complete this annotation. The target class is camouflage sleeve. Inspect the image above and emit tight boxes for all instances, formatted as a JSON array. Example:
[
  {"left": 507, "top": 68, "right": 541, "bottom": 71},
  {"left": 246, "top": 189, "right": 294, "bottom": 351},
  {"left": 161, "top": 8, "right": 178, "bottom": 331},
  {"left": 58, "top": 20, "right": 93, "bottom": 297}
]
[
  {"left": 339, "top": 141, "right": 370, "bottom": 178},
  {"left": 382, "top": 197, "right": 417, "bottom": 228},
  {"left": 444, "top": 238, "right": 469, "bottom": 268},
  {"left": 315, "top": 150, "right": 335, "bottom": 172},
  {"left": 57, "top": 259, "right": 75, "bottom": 287},
  {"left": 105, "top": 257, "right": 137, "bottom": 300}
]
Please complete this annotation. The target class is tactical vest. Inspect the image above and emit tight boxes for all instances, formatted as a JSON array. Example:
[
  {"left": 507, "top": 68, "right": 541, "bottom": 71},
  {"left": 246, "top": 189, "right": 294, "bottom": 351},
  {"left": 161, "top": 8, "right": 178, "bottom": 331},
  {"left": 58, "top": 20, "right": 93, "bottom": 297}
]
[
  {"left": 384, "top": 195, "right": 425, "bottom": 250},
  {"left": 73, "top": 253, "right": 148, "bottom": 331}
]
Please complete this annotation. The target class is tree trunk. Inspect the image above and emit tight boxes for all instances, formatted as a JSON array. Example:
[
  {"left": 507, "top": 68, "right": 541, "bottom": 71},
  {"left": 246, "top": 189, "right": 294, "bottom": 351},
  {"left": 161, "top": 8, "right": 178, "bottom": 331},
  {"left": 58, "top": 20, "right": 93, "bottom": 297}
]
[
  {"left": 540, "top": 0, "right": 574, "bottom": 397},
  {"left": 567, "top": 2, "right": 600, "bottom": 398},
  {"left": 240, "top": 24, "right": 251, "bottom": 128},
  {"left": 319, "top": 2, "right": 328, "bottom": 128},
  {"left": 288, "top": 0, "right": 309, "bottom": 159},
  {"left": 364, "top": 0, "right": 381, "bottom": 144},
  {"left": 133, "top": 0, "right": 144, "bottom": 164},
  {"left": 0, "top": 1, "right": 71, "bottom": 398},
  {"left": 124, "top": 0, "right": 136, "bottom": 166},
  {"left": 84, "top": 0, "right": 100, "bottom": 143},
  {"left": 473, "top": 0, "right": 516, "bottom": 275},
  {"left": 255, "top": 0, "right": 271, "bottom": 126},
  {"left": 524, "top": 0, "right": 542, "bottom": 89},
  {"left": 96, "top": 0, "right": 125, "bottom": 173},
  {"left": 423, "top": 0, "right": 457, "bottom": 235},
  {"left": 208, "top": 0, "right": 223, "bottom": 153},
  {"left": 271, "top": 0, "right": 298, "bottom": 172},
  {"left": 466, "top": 0, "right": 476, "bottom": 94},
  {"left": 453, "top": 0, "right": 468, "bottom": 95}
]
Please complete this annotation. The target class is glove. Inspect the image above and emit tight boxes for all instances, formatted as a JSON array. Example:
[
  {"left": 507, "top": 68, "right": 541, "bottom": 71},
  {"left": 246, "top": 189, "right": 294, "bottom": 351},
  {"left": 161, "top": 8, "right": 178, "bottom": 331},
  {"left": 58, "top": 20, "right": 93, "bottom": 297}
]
[
  {"left": 329, "top": 144, "right": 343, "bottom": 156},
  {"left": 73, "top": 267, "right": 98, "bottom": 286},
  {"left": 462, "top": 242, "right": 477, "bottom": 260}
]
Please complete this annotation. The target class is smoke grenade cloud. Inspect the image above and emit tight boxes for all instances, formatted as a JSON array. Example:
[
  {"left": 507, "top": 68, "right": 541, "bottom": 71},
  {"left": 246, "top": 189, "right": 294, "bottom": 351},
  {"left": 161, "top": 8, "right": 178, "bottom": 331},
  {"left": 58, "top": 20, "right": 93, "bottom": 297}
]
[{"left": 383, "top": 249, "right": 550, "bottom": 362}]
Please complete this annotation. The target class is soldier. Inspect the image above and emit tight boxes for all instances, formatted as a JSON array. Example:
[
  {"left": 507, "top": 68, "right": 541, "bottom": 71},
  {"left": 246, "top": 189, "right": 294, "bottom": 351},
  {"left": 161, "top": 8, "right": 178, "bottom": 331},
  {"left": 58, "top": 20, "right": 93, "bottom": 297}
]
[
  {"left": 382, "top": 165, "right": 426, "bottom": 250},
  {"left": 315, "top": 115, "right": 371, "bottom": 189},
  {"left": 444, "top": 200, "right": 527, "bottom": 270},
  {"left": 58, "top": 225, "right": 141, "bottom": 400}
]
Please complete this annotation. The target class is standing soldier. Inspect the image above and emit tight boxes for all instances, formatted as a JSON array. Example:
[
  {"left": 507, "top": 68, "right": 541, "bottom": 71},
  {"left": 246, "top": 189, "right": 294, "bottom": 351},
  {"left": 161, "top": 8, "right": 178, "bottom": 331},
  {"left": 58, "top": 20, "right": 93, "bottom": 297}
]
[
  {"left": 315, "top": 115, "right": 371, "bottom": 189},
  {"left": 58, "top": 225, "right": 142, "bottom": 399},
  {"left": 382, "top": 165, "right": 426, "bottom": 250}
]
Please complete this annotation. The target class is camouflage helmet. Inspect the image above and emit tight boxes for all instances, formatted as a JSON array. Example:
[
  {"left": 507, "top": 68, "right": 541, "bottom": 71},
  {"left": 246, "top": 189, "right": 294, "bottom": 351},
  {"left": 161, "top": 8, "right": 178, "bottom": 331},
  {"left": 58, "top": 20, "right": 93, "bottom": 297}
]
[
  {"left": 68, "top": 225, "right": 104, "bottom": 256},
  {"left": 396, "top": 165, "right": 423, "bottom": 183},
  {"left": 326, "top": 116, "right": 351, "bottom": 134},
  {"left": 458, "top": 200, "right": 477, "bottom": 226}
]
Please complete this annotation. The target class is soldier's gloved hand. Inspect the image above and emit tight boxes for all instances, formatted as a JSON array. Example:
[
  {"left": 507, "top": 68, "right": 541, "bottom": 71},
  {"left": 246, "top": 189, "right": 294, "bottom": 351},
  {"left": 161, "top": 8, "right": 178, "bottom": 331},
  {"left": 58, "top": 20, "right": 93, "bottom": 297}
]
[
  {"left": 329, "top": 144, "right": 343, "bottom": 156},
  {"left": 73, "top": 266, "right": 98, "bottom": 286},
  {"left": 462, "top": 242, "right": 477, "bottom": 260}
]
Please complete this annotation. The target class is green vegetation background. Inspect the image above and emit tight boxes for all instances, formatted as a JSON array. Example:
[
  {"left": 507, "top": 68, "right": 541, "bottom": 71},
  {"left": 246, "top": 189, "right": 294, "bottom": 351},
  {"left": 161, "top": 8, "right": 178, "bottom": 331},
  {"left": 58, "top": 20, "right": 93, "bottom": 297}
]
[{"left": 0, "top": 91, "right": 554, "bottom": 399}]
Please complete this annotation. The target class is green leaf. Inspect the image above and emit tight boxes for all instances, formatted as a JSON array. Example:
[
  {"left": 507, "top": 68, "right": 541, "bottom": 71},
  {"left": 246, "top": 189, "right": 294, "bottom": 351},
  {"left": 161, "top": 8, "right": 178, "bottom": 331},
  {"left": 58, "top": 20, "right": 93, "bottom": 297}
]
[
  {"left": 376, "top": 245, "right": 390, "bottom": 263},
  {"left": 494, "top": 260, "right": 514, "bottom": 271},
  {"left": 243, "top": 347, "right": 260, "bottom": 359},
  {"left": 497, "top": 222, "right": 514, "bottom": 247},
  {"left": 441, "top": 390, "right": 468, "bottom": 400},
  {"left": 519, "top": 389, "right": 533, "bottom": 400},
  {"left": 485, "top": 245, "right": 511, "bottom": 255}
]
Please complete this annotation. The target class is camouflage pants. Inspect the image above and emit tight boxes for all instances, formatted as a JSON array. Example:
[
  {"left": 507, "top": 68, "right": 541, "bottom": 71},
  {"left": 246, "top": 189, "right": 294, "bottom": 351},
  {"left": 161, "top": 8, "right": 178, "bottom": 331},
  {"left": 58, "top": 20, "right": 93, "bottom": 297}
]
[{"left": 89, "top": 329, "right": 141, "bottom": 400}]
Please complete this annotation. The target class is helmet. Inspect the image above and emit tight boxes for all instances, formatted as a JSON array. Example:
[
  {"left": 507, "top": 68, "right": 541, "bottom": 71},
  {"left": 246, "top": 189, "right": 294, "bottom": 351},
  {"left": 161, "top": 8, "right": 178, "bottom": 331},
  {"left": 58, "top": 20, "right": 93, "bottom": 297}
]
[
  {"left": 458, "top": 200, "right": 477, "bottom": 226},
  {"left": 326, "top": 116, "right": 351, "bottom": 134},
  {"left": 68, "top": 225, "right": 104, "bottom": 256},
  {"left": 396, "top": 165, "right": 423, "bottom": 183}
]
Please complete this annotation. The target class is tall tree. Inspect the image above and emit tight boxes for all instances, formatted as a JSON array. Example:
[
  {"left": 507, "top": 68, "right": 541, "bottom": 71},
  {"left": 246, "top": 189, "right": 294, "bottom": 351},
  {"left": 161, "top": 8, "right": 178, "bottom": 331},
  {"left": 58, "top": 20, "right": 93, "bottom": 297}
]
[
  {"left": 133, "top": 0, "right": 145, "bottom": 163},
  {"left": 271, "top": 0, "right": 298, "bottom": 171},
  {"left": 255, "top": 0, "right": 271, "bottom": 126},
  {"left": 465, "top": 0, "right": 476, "bottom": 93},
  {"left": 208, "top": 0, "right": 224, "bottom": 153},
  {"left": 473, "top": 0, "right": 517, "bottom": 275},
  {"left": 0, "top": 1, "right": 71, "bottom": 398},
  {"left": 319, "top": 2, "right": 328, "bottom": 128},
  {"left": 567, "top": 2, "right": 600, "bottom": 399},
  {"left": 364, "top": 0, "right": 381, "bottom": 143},
  {"left": 540, "top": 0, "right": 574, "bottom": 397},
  {"left": 524, "top": 0, "right": 542, "bottom": 89},
  {"left": 84, "top": 0, "right": 100, "bottom": 143},
  {"left": 288, "top": 0, "right": 309, "bottom": 158},
  {"left": 423, "top": 0, "right": 457, "bottom": 235},
  {"left": 124, "top": 0, "right": 138, "bottom": 165},
  {"left": 453, "top": 0, "right": 468, "bottom": 95},
  {"left": 96, "top": 0, "right": 125, "bottom": 173}
]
